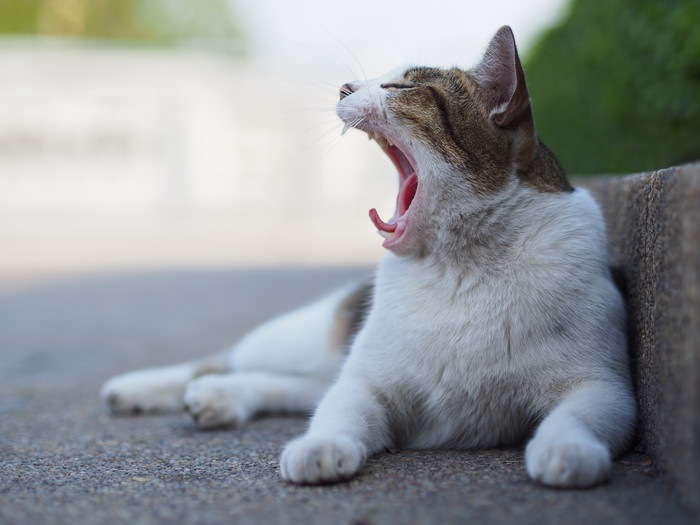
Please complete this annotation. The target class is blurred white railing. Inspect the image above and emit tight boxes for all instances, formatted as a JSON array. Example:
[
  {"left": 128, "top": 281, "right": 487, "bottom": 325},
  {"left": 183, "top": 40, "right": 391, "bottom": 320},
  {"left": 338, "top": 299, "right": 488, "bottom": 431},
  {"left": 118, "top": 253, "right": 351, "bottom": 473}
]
[{"left": 0, "top": 45, "right": 395, "bottom": 274}]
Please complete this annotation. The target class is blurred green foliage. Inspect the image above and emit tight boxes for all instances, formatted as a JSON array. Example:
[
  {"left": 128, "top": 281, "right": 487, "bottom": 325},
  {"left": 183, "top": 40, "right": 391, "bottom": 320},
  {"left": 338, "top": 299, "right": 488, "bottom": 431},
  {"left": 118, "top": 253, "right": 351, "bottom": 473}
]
[
  {"left": 524, "top": 0, "right": 700, "bottom": 174},
  {"left": 0, "top": 0, "right": 246, "bottom": 54}
]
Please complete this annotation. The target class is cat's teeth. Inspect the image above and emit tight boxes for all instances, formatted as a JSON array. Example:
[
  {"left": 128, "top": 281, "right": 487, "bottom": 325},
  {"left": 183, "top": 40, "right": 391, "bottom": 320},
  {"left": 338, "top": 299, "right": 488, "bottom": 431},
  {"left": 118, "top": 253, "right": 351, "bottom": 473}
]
[
  {"left": 342, "top": 123, "right": 352, "bottom": 136},
  {"left": 377, "top": 230, "right": 392, "bottom": 240},
  {"left": 366, "top": 131, "right": 393, "bottom": 148}
]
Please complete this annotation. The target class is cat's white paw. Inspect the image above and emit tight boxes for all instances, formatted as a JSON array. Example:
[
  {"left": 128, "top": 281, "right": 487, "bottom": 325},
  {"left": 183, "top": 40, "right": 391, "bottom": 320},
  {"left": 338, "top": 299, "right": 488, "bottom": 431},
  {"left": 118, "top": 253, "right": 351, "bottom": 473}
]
[
  {"left": 280, "top": 435, "right": 366, "bottom": 484},
  {"left": 101, "top": 366, "right": 189, "bottom": 415},
  {"left": 183, "top": 375, "right": 258, "bottom": 429},
  {"left": 525, "top": 436, "right": 611, "bottom": 488}
]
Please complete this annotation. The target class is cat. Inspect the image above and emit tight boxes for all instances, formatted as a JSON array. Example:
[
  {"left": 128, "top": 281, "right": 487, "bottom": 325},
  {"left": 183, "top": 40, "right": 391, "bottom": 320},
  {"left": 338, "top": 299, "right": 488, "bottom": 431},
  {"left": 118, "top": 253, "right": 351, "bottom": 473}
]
[{"left": 100, "top": 25, "right": 636, "bottom": 489}]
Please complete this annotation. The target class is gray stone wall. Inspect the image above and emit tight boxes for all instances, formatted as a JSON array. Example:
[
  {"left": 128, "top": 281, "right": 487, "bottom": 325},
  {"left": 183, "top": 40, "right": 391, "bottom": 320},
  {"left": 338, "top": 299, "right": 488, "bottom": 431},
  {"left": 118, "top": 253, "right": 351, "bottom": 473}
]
[{"left": 585, "top": 164, "right": 699, "bottom": 510}]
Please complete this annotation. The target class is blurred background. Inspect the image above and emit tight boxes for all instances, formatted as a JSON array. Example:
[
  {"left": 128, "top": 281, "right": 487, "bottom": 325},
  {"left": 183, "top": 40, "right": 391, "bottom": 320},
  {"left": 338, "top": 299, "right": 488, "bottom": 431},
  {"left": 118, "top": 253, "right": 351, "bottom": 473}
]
[{"left": 0, "top": 0, "right": 698, "bottom": 281}]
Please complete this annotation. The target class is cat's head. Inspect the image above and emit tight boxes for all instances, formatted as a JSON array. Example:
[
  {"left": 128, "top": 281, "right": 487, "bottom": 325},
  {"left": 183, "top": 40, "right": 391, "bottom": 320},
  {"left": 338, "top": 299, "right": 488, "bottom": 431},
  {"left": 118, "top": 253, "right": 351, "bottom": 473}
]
[{"left": 336, "top": 26, "right": 570, "bottom": 257}]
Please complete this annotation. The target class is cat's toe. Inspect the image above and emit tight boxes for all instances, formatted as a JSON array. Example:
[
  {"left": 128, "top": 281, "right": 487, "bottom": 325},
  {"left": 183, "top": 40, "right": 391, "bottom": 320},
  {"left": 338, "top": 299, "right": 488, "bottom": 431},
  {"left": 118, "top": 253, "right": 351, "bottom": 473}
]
[
  {"left": 100, "top": 369, "right": 186, "bottom": 415},
  {"left": 100, "top": 378, "right": 146, "bottom": 415},
  {"left": 280, "top": 436, "right": 366, "bottom": 484},
  {"left": 183, "top": 376, "right": 253, "bottom": 429},
  {"left": 102, "top": 390, "right": 122, "bottom": 414},
  {"left": 525, "top": 437, "right": 611, "bottom": 488}
]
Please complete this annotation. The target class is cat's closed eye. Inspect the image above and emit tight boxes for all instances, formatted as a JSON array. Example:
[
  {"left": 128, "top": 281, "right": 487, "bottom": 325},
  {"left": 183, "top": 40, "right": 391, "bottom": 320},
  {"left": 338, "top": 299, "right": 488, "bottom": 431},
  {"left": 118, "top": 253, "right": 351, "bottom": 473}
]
[{"left": 381, "top": 82, "right": 415, "bottom": 92}]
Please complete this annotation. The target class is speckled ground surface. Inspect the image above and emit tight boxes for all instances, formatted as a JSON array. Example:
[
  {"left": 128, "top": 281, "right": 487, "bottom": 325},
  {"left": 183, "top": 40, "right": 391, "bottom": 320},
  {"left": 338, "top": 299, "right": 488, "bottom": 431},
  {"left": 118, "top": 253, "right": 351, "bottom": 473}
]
[{"left": 0, "top": 268, "right": 696, "bottom": 525}]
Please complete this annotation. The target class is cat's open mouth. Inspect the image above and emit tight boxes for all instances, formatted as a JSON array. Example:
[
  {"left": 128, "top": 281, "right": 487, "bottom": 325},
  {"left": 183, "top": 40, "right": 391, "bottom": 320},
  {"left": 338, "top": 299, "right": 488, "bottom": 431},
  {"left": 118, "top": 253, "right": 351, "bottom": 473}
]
[{"left": 366, "top": 132, "right": 418, "bottom": 249}]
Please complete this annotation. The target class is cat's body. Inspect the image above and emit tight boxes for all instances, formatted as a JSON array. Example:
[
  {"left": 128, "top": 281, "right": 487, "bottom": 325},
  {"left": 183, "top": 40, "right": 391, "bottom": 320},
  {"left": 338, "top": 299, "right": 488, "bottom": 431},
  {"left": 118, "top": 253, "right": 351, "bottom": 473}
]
[{"left": 101, "top": 26, "right": 636, "bottom": 488}]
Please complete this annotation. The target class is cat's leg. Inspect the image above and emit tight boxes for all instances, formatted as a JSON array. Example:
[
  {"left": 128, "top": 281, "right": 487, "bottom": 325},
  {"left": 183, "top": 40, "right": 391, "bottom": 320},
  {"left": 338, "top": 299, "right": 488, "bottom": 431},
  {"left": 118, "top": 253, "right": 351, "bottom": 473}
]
[
  {"left": 178, "top": 280, "right": 370, "bottom": 427},
  {"left": 101, "top": 280, "right": 370, "bottom": 418},
  {"left": 525, "top": 380, "right": 636, "bottom": 488},
  {"left": 183, "top": 371, "right": 330, "bottom": 428},
  {"left": 101, "top": 352, "right": 230, "bottom": 415},
  {"left": 227, "top": 281, "right": 370, "bottom": 380},
  {"left": 99, "top": 284, "right": 341, "bottom": 417},
  {"left": 280, "top": 373, "right": 390, "bottom": 484}
]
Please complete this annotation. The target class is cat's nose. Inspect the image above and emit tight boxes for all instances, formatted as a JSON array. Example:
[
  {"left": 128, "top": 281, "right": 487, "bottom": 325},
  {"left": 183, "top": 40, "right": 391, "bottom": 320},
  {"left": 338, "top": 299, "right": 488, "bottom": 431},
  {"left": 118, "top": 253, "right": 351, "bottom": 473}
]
[{"left": 339, "top": 83, "right": 358, "bottom": 100}]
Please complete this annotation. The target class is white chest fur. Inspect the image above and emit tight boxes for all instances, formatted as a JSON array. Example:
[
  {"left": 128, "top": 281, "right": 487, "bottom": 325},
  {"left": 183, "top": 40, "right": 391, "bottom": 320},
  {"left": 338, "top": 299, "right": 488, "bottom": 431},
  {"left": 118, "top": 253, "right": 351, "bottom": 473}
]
[
  {"left": 344, "top": 187, "right": 627, "bottom": 448},
  {"left": 281, "top": 185, "right": 634, "bottom": 487}
]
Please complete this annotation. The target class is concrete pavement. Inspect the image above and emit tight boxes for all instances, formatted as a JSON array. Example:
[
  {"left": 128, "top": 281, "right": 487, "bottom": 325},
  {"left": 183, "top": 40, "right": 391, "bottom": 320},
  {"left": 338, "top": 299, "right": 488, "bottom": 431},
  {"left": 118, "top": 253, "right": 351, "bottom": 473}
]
[{"left": 0, "top": 268, "right": 695, "bottom": 525}]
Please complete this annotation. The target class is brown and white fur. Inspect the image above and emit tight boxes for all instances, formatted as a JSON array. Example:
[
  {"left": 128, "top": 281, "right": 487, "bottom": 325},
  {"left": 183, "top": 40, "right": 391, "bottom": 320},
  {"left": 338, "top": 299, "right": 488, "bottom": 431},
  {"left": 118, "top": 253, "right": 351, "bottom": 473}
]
[{"left": 101, "top": 26, "right": 636, "bottom": 488}]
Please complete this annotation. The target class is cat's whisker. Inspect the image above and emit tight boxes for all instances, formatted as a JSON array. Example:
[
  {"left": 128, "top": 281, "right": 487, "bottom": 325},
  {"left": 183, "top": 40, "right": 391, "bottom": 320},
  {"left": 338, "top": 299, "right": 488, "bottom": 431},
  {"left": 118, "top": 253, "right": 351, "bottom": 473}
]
[
  {"left": 246, "top": 99, "right": 341, "bottom": 132},
  {"left": 294, "top": 115, "right": 368, "bottom": 172},
  {"left": 300, "top": 81, "right": 349, "bottom": 94},
  {"left": 298, "top": 120, "right": 347, "bottom": 142},
  {"left": 283, "top": 106, "right": 339, "bottom": 116},
  {"left": 293, "top": 131, "right": 348, "bottom": 176},
  {"left": 402, "top": 19, "right": 426, "bottom": 66},
  {"left": 280, "top": 117, "right": 353, "bottom": 175},
  {"left": 341, "top": 116, "right": 365, "bottom": 136},
  {"left": 284, "top": 34, "right": 361, "bottom": 86},
  {"left": 308, "top": 15, "right": 369, "bottom": 84}
]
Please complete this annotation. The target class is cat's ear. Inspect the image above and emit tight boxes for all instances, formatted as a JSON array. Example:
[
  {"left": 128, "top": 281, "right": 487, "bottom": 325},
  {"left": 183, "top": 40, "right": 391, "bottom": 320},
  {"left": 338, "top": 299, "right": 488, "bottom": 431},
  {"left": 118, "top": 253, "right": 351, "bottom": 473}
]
[{"left": 472, "top": 26, "right": 531, "bottom": 128}]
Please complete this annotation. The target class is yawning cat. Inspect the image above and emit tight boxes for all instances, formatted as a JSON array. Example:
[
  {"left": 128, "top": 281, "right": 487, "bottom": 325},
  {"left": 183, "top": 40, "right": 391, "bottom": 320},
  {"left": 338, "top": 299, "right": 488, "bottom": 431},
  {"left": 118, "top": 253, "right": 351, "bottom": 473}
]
[{"left": 101, "top": 26, "right": 636, "bottom": 488}]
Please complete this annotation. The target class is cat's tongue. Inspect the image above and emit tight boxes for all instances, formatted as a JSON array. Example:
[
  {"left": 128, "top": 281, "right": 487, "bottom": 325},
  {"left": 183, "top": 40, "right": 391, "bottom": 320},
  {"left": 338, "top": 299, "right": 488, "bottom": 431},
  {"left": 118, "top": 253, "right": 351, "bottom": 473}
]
[
  {"left": 369, "top": 172, "right": 418, "bottom": 247},
  {"left": 369, "top": 208, "right": 397, "bottom": 233}
]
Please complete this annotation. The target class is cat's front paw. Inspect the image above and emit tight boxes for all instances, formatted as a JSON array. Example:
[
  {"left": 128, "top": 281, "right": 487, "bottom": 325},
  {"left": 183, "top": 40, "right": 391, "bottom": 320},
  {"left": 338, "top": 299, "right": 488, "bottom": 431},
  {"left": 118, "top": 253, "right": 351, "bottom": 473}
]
[
  {"left": 183, "top": 375, "right": 257, "bottom": 429},
  {"left": 280, "top": 435, "right": 366, "bottom": 484},
  {"left": 525, "top": 436, "right": 611, "bottom": 488},
  {"left": 100, "top": 367, "right": 189, "bottom": 415}
]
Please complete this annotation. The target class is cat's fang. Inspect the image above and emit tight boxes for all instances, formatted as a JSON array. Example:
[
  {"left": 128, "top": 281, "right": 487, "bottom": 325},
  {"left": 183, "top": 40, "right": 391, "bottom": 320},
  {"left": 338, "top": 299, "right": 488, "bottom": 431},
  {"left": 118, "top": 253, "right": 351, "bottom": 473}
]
[
  {"left": 375, "top": 136, "right": 389, "bottom": 148},
  {"left": 342, "top": 123, "right": 352, "bottom": 136}
]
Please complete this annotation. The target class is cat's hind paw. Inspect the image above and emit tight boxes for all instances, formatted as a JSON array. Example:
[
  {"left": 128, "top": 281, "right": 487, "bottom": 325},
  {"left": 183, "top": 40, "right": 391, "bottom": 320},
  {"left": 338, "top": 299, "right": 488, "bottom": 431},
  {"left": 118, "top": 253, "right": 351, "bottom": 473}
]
[
  {"left": 525, "top": 437, "right": 611, "bottom": 488},
  {"left": 280, "top": 435, "right": 366, "bottom": 484},
  {"left": 183, "top": 375, "right": 257, "bottom": 429},
  {"left": 100, "top": 365, "right": 190, "bottom": 415}
]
